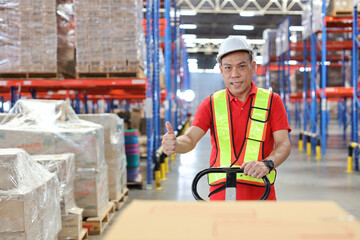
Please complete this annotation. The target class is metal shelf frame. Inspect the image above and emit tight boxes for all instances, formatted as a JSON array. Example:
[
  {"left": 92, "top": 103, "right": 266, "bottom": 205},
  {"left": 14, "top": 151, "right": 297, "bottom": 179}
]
[{"left": 351, "top": 4, "right": 359, "bottom": 171}]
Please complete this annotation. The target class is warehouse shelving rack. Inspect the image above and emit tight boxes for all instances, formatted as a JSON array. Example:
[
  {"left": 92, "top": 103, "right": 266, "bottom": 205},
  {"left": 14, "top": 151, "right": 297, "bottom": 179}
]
[
  {"left": 0, "top": 0, "right": 190, "bottom": 189},
  {"left": 0, "top": 78, "right": 148, "bottom": 109},
  {"left": 350, "top": 3, "right": 359, "bottom": 171},
  {"left": 287, "top": 1, "right": 360, "bottom": 170},
  {"left": 302, "top": 3, "right": 359, "bottom": 160},
  {"left": 261, "top": 1, "right": 360, "bottom": 168},
  {"left": 145, "top": 0, "right": 191, "bottom": 189},
  {"left": 260, "top": 18, "right": 292, "bottom": 125}
]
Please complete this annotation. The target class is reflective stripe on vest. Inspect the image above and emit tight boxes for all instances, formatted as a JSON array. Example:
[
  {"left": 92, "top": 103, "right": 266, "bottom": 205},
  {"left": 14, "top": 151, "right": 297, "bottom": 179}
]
[{"left": 208, "top": 88, "right": 276, "bottom": 186}]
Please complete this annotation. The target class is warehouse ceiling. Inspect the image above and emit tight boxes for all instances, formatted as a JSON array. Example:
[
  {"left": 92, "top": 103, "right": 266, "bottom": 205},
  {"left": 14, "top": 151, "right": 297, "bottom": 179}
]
[{"left": 174, "top": 0, "right": 304, "bottom": 69}]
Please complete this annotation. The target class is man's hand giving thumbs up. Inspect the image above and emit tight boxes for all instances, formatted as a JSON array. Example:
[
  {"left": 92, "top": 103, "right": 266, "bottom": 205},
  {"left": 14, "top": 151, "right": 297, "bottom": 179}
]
[{"left": 162, "top": 121, "right": 177, "bottom": 155}]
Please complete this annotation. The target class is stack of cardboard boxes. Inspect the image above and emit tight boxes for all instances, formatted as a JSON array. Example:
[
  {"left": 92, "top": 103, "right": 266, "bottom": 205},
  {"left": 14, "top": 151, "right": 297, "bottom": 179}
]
[
  {"left": 0, "top": 149, "right": 61, "bottom": 239},
  {"left": 327, "top": 0, "right": 360, "bottom": 16},
  {"left": 0, "top": 100, "right": 110, "bottom": 218},
  {"left": 31, "top": 153, "right": 84, "bottom": 240},
  {"left": 74, "top": 0, "right": 145, "bottom": 74},
  {"left": 0, "top": 0, "right": 57, "bottom": 73},
  {"left": 78, "top": 114, "right": 127, "bottom": 201}
]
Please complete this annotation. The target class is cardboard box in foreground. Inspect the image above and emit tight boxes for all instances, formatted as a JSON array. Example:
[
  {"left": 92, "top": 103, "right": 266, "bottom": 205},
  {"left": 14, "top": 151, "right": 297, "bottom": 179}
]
[{"left": 103, "top": 200, "right": 360, "bottom": 240}]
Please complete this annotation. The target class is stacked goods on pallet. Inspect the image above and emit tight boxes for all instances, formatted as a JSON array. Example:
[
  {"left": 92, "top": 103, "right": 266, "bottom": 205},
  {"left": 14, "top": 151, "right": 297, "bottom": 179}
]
[
  {"left": 0, "top": 148, "right": 61, "bottom": 239},
  {"left": 327, "top": 0, "right": 360, "bottom": 16},
  {"left": 0, "top": 0, "right": 57, "bottom": 74},
  {"left": 73, "top": 0, "right": 145, "bottom": 75},
  {"left": 124, "top": 129, "right": 140, "bottom": 182},
  {"left": 31, "top": 153, "right": 84, "bottom": 240},
  {"left": 57, "top": 0, "right": 76, "bottom": 77},
  {"left": 0, "top": 99, "right": 110, "bottom": 218},
  {"left": 78, "top": 113, "right": 127, "bottom": 201}
]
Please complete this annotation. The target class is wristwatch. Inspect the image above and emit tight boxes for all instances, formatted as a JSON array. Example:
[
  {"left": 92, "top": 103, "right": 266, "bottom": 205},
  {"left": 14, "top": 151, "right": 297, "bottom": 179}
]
[{"left": 262, "top": 159, "right": 275, "bottom": 173}]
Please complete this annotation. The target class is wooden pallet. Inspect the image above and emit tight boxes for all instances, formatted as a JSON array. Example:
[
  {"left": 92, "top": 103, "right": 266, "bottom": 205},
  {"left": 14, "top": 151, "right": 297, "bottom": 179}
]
[
  {"left": 76, "top": 69, "right": 145, "bottom": 79},
  {"left": 0, "top": 72, "right": 59, "bottom": 79},
  {"left": 80, "top": 228, "right": 88, "bottom": 240},
  {"left": 127, "top": 173, "right": 144, "bottom": 189},
  {"left": 328, "top": 10, "right": 360, "bottom": 17},
  {"left": 57, "top": 228, "right": 88, "bottom": 240},
  {"left": 111, "top": 187, "right": 129, "bottom": 210},
  {"left": 82, "top": 202, "right": 115, "bottom": 235}
]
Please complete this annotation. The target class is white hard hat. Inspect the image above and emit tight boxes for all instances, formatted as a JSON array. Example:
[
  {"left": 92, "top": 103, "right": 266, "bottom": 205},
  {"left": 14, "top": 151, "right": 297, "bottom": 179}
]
[{"left": 216, "top": 36, "right": 253, "bottom": 63}]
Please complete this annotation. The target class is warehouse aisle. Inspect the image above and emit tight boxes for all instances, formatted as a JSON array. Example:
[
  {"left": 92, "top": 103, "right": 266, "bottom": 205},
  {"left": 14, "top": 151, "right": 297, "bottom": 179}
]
[
  {"left": 128, "top": 121, "right": 360, "bottom": 219},
  {"left": 98, "top": 121, "right": 360, "bottom": 240}
]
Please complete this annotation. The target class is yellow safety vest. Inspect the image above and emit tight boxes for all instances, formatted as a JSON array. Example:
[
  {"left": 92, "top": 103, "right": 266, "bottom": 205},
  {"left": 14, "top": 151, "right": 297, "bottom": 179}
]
[{"left": 208, "top": 88, "right": 276, "bottom": 186}]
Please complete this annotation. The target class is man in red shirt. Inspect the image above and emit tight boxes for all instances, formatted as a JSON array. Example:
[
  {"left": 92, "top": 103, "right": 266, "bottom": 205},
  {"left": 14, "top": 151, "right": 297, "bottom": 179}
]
[{"left": 162, "top": 36, "right": 291, "bottom": 200}]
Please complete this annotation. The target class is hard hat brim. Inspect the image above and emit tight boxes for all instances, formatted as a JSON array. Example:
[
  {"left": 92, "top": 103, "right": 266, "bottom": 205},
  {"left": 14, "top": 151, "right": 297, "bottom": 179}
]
[{"left": 217, "top": 49, "right": 253, "bottom": 63}]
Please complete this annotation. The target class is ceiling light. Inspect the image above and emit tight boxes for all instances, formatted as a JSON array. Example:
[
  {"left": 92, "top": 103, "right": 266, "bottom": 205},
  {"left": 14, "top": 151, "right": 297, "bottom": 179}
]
[
  {"left": 182, "top": 34, "right": 197, "bottom": 39},
  {"left": 289, "top": 26, "right": 304, "bottom": 31},
  {"left": 180, "top": 24, "right": 197, "bottom": 29},
  {"left": 247, "top": 39, "right": 265, "bottom": 44},
  {"left": 183, "top": 89, "right": 195, "bottom": 102},
  {"left": 240, "top": 11, "right": 255, "bottom": 17},
  {"left": 229, "top": 35, "right": 247, "bottom": 39},
  {"left": 287, "top": 60, "right": 298, "bottom": 65},
  {"left": 233, "top": 25, "right": 254, "bottom": 31},
  {"left": 180, "top": 10, "right": 197, "bottom": 16},
  {"left": 255, "top": 56, "right": 263, "bottom": 65}
]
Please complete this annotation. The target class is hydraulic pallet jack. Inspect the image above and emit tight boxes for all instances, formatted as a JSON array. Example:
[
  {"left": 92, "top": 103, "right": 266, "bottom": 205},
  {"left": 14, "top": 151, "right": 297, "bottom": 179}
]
[{"left": 192, "top": 167, "right": 270, "bottom": 201}]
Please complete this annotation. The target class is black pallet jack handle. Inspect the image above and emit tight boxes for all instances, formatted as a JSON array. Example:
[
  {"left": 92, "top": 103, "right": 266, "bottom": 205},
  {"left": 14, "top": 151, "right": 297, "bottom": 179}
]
[{"left": 192, "top": 167, "right": 271, "bottom": 201}]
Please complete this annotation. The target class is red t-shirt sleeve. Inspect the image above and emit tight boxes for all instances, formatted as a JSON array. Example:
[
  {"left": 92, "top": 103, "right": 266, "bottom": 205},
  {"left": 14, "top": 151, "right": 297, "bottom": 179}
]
[
  {"left": 269, "top": 93, "right": 291, "bottom": 133},
  {"left": 191, "top": 97, "right": 212, "bottom": 133}
]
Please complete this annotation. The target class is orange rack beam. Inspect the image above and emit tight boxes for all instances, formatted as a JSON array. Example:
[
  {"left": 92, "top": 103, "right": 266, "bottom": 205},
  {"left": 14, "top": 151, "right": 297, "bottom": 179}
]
[
  {"left": 290, "top": 40, "right": 355, "bottom": 52},
  {"left": 289, "top": 87, "right": 358, "bottom": 100},
  {"left": 0, "top": 78, "right": 147, "bottom": 92}
]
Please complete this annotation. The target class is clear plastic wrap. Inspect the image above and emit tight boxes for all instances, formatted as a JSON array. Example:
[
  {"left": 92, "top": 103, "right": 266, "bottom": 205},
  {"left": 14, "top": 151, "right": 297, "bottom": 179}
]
[
  {"left": 0, "top": 148, "right": 61, "bottom": 240},
  {"left": 57, "top": 0, "right": 76, "bottom": 77},
  {"left": 78, "top": 113, "right": 126, "bottom": 165},
  {"left": 75, "top": 162, "right": 109, "bottom": 217},
  {"left": 302, "top": 1, "right": 323, "bottom": 39},
  {"left": 0, "top": 99, "right": 110, "bottom": 217},
  {"left": 74, "top": 0, "right": 145, "bottom": 73},
  {"left": 78, "top": 113, "right": 127, "bottom": 200},
  {"left": 0, "top": 99, "right": 105, "bottom": 169},
  {"left": 31, "top": 153, "right": 77, "bottom": 214},
  {"left": 0, "top": 0, "right": 57, "bottom": 73}
]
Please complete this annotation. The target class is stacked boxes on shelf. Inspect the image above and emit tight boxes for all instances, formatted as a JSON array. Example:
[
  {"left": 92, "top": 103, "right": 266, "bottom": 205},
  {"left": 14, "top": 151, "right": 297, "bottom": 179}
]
[
  {"left": 57, "top": 0, "right": 76, "bottom": 77},
  {"left": 31, "top": 153, "right": 84, "bottom": 240},
  {"left": 78, "top": 113, "right": 127, "bottom": 201},
  {"left": 73, "top": 0, "right": 145, "bottom": 74},
  {"left": 327, "top": 0, "right": 360, "bottom": 16},
  {"left": 124, "top": 129, "right": 140, "bottom": 182},
  {"left": 0, "top": 99, "right": 110, "bottom": 218},
  {"left": 0, "top": 149, "right": 61, "bottom": 239},
  {"left": 0, "top": 0, "right": 57, "bottom": 73}
]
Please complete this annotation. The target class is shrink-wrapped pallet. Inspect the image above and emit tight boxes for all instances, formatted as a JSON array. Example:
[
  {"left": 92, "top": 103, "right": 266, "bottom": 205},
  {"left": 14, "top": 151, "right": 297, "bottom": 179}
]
[
  {"left": 31, "top": 153, "right": 85, "bottom": 239},
  {"left": 74, "top": 0, "right": 145, "bottom": 74},
  {"left": 327, "top": 0, "right": 360, "bottom": 16},
  {"left": 0, "top": 0, "right": 57, "bottom": 73},
  {"left": 78, "top": 113, "right": 127, "bottom": 200},
  {"left": 78, "top": 113, "right": 126, "bottom": 167},
  {"left": 0, "top": 0, "right": 75, "bottom": 76},
  {"left": 0, "top": 100, "right": 104, "bottom": 169},
  {"left": 0, "top": 148, "right": 61, "bottom": 240},
  {"left": 0, "top": 99, "right": 110, "bottom": 217},
  {"left": 31, "top": 153, "right": 76, "bottom": 214},
  {"left": 75, "top": 162, "right": 109, "bottom": 217}
]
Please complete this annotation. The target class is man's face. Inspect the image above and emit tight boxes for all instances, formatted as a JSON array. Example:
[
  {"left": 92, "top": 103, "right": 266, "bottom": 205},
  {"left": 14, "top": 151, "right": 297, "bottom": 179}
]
[{"left": 219, "top": 51, "right": 256, "bottom": 100}]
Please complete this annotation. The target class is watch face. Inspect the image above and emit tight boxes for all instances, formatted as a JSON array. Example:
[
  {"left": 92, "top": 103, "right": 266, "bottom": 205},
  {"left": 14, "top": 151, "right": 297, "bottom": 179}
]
[
  {"left": 265, "top": 160, "right": 274, "bottom": 170},
  {"left": 268, "top": 160, "right": 274, "bottom": 168}
]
